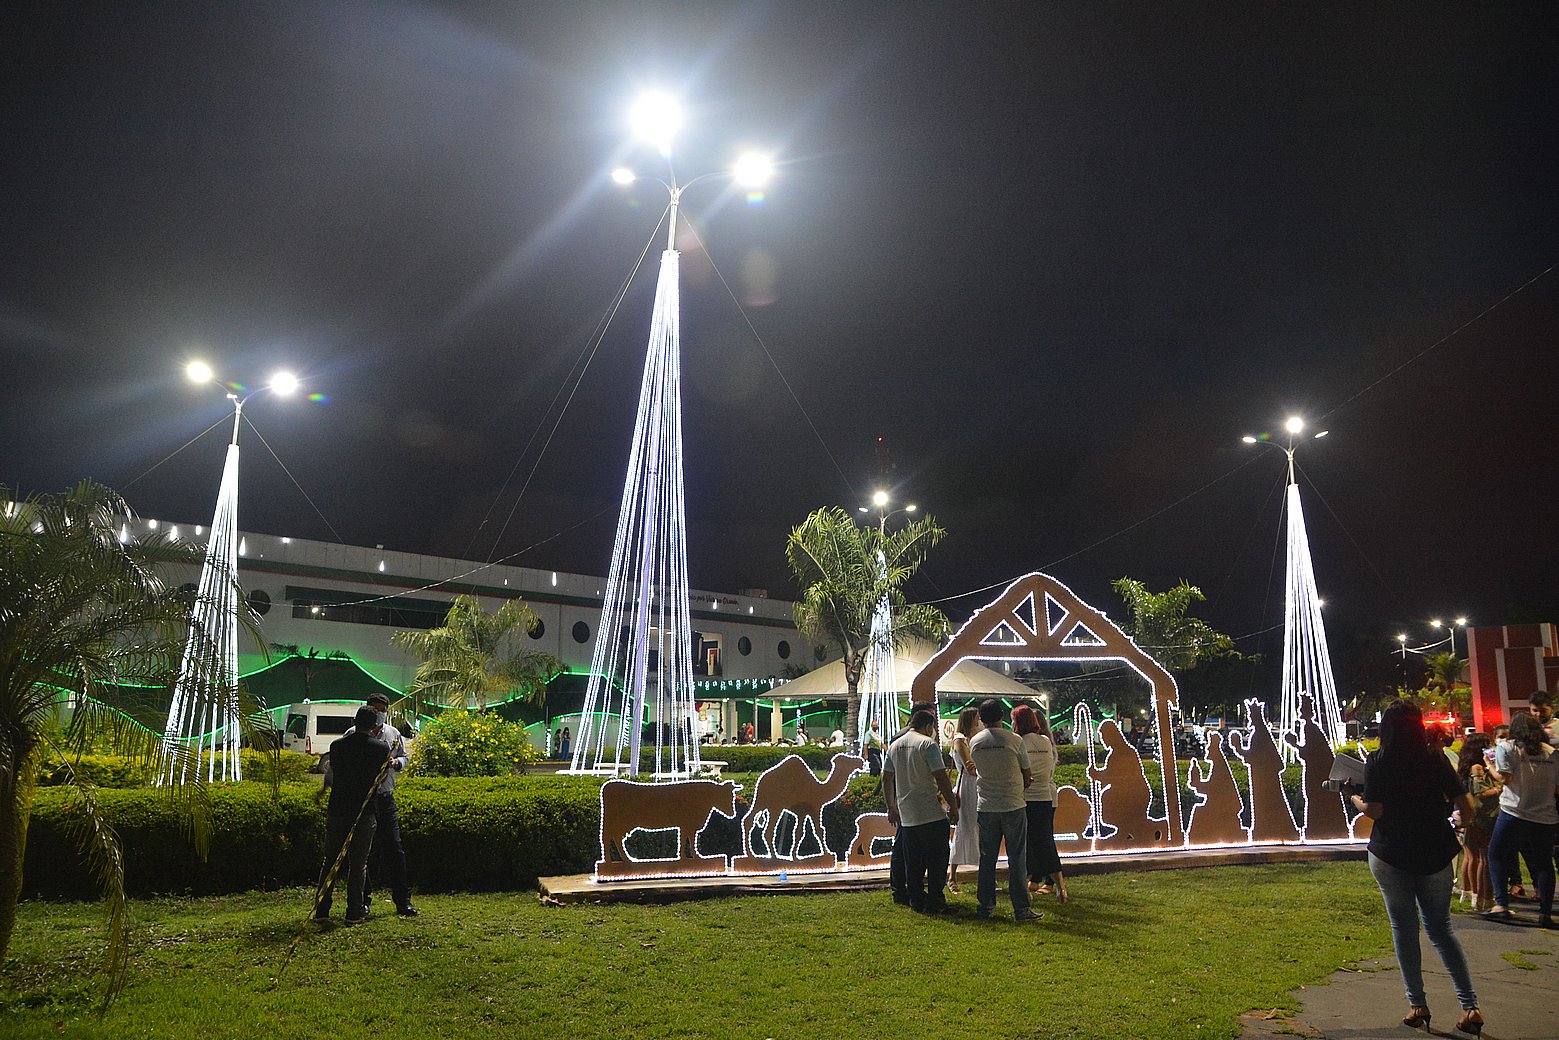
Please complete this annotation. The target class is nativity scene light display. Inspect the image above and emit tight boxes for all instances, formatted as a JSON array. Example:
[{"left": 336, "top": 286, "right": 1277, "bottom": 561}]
[{"left": 594, "top": 573, "right": 1363, "bottom": 882}]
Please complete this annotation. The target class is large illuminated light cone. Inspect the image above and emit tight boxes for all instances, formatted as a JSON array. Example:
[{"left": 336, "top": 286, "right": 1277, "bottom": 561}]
[
  {"left": 858, "top": 575, "right": 901, "bottom": 745},
  {"left": 571, "top": 249, "right": 700, "bottom": 777},
  {"left": 161, "top": 441, "right": 243, "bottom": 783},
  {"left": 1279, "top": 481, "right": 1344, "bottom": 755}
]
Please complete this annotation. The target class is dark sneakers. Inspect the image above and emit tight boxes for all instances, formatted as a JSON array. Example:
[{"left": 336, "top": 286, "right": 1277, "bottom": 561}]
[{"left": 396, "top": 904, "right": 420, "bottom": 917}]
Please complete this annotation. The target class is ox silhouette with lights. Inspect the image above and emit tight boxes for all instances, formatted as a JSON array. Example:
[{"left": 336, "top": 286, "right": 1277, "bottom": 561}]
[
  {"left": 596, "top": 778, "right": 742, "bottom": 879},
  {"left": 591, "top": 572, "right": 1362, "bottom": 883}
]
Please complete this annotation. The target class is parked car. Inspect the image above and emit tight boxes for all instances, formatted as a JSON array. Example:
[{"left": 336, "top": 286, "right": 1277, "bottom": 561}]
[{"left": 282, "top": 701, "right": 359, "bottom": 758}]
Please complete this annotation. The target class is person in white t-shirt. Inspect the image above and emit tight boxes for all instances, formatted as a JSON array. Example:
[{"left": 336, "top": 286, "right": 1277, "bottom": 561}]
[
  {"left": 882, "top": 708, "right": 958, "bottom": 912},
  {"left": 969, "top": 699, "right": 1041, "bottom": 922}
]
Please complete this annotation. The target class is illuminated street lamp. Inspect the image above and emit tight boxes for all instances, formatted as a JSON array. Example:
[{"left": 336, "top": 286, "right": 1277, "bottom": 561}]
[
  {"left": 571, "top": 94, "right": 774, "bottom": 777},
  {"left": 1430, "top": 616, "right": 1468, "bottom": 658},
  {"left": 1244, "top": 416, "right": 1343, "bottom": 751},
  {"left": 161, "top": 362, "right": 296, "bottom": 784}
]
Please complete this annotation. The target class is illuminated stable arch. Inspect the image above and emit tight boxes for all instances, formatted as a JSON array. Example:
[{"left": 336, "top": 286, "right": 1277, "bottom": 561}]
[{"left": 911, "top": 572, "right": 1184, "bottom": 847}]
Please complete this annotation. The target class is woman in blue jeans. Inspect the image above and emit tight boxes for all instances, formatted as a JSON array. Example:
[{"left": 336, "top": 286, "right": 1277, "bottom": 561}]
[
  {"left": 1349, "top": 700, "right": 1483, "bottom": 1035},
  {"left": 1482, "top": 711, "right": 1559, "bottom": 926}
]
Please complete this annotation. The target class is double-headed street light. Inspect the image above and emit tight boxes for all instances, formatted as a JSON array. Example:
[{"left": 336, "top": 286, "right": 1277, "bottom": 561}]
[
  {"left": 162, "top": 361, "right": 298, "bottom": 785},
  {"left": 1430, "top": 616, "right": 1469, "bottom": 658}
]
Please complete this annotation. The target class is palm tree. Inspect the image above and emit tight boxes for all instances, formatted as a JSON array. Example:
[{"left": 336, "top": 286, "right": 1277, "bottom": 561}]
[
  {"left": 1109, "top": 577, "right": 1240, "bottom": 716},
  {"left": 784, "top": 506, "right": 949, "bottom": 742},
  {"left": 391, "top": 595, "right": 560, "bottom": 713},
  {"left": 0, "top": 481, "right": 241, "bottom": 1001}
]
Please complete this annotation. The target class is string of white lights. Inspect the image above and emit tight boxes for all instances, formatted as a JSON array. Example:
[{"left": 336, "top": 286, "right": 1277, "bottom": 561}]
[
  {"left": 569, "top": 249, "right": 700, "bottom": 777},
  {"left": 160, "top": 442, "right": 242, "bottom": 783},
  {"left": 858, "top": 567, "right": 900, "bottom": 745},
  {"left": 1279, "top": 482, "right": 1344, "bottom": 755}
]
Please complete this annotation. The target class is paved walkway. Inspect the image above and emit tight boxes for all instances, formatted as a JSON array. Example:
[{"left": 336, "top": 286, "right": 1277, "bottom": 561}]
[{"left": 1239, "top": 908, "right": 1557, "bottom": 1040}]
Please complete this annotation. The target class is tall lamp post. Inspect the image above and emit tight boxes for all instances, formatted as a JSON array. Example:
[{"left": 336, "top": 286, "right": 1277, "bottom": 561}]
[
  {"left": 570, "top": 93, "right": 773, "bottom": 777},
  {"left": 1244, "top": 416, "right": 1344, "bottom": 752},
  {"left": 160, "top": 361, "right": 296, "bottom": 784},
  {"left": 1430, "top": 616, "right": 1468, "bottom": 658},
  {"left": 856, "top": 491, "right": 917, "bottom": 746}
]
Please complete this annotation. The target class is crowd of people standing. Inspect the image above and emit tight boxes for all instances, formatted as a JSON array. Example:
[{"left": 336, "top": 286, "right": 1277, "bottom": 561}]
[{"left": 882, "top": 698, "right": 1062, "bottom": 922}]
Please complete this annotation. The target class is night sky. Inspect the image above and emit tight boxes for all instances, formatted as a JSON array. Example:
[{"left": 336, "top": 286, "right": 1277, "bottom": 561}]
[{"left": 4, "top": 3, "right": 1557, "bottom": 695}]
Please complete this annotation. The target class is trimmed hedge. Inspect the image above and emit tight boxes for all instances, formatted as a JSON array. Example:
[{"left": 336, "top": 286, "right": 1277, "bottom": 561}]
[
  {"left": 696, "top": 744, "right": 852, "bottom": 774},
  {"left": 35, "top": 750, "right": 315, "bottom": 789},
  {"left": 23, "top": 776, "right": 603, "bottom": 900}
]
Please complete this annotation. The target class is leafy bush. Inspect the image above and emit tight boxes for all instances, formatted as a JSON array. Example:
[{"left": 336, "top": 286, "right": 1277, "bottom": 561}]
[
  {"left": 696, "top": 744, "right": 852, "bottom": 774},
  {"left": 36, "top": 752, "right": 153, "bottom": 788},
  {"left": 23, "top": 776, "right": 603, "bottom": 898},
  {"left": 409, "top": 711, "right": 543, "bottom": 777},
  {"left": 34, "top": 749, "right": 314, "bottom": 788}
]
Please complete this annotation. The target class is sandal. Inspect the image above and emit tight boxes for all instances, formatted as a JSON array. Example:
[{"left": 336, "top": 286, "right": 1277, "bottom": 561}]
[
  {"left": 1455, "top": 1008, "right": 1483, "bottom": 1036},
  {"left": 1403, "top": 1006, "right": 1431, "bottom": 1029}
]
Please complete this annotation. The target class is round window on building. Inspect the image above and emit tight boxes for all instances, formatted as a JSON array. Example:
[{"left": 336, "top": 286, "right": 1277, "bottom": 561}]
[
  {"left": 572, "top": 621, "right": 591, "bottom": 644},
  {"left": 737, "top": 636, "right": 752, "bottom": 656},
  {"left": 777, "top": 640, "right": 791, "bottom": 660},
  {"left": 246, "top": 589, "right": 272, "bottom": 617},
  {"left": 529, "top": 618, "right": 545, "bottom": 640}
]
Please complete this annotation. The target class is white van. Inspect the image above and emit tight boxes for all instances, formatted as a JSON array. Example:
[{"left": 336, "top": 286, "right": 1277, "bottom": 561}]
[{"left": 282, "top": 702, "right": 360, "bottom": 758}]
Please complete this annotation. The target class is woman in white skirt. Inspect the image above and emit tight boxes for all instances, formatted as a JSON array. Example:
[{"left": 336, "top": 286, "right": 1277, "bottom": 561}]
[{"left": 946, "top": 706, "right": 982, "bottom": 891}]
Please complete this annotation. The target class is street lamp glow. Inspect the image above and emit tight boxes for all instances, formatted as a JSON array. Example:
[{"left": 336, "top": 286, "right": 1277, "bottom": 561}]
[
  {"left": 905, "top": 504, "right": 917, "bottom": 513},
  {"left": 1285, "top": 416, "right": 1305, "bottom": 435},
  {"left": 269, "top": 371, "right": 299, "bottom": 396},
  {"left": 630, "top": 91, "right": 682, "bottom": 154},
  {"left": 871, "top": 490, "right": 890, "bottom": 509},
  {"left": 732, "top": 151, "right": 773, "bottom": 188},
  {"left": 1241, "top": 435, "right": 1258, "bottom": 443},
  {"left": 1431, "top": 618, "right": 1443, "bottom": 628},
  {"left": 1398, "top": 634, "right": 1408, "bottom": 644},
  {"left": 186, "top": 360, "right": 214, "bottom": 384},
  {"left": 611, "top": 166, "right": 637, "bottom": 186},
  {"left": 1312, "top": 429, "right": 1329, "bottom": 439},
  {"left": 1456, "top": 616, "right": 1467, "bottom": 626}
]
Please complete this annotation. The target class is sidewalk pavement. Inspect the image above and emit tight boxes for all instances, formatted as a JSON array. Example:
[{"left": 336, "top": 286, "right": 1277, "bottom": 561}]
[{"left": 1239, "top": 907, "right": 1557, "bottom": 1040}]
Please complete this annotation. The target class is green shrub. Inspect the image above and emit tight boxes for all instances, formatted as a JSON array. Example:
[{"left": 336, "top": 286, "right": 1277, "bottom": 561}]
[
  {"left": 409, "top": 711, "right": 543, "bottom": 777},
  {"left": 697, "top": 744, "right": 853, "bottom": 774},
  {"left": 34, "top": 749, "right": 315, "bottom": 789},
  {"left": 36, "top": 752, "right": 153, "bottom": 788},
  {"left": 22, "top": 776, "right": 605, "bottom": 898}
]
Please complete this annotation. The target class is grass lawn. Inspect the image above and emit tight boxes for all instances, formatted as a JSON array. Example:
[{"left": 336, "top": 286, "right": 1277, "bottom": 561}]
[{"left": 2, "top": 862, "right": 1391, "bottom": 1039}]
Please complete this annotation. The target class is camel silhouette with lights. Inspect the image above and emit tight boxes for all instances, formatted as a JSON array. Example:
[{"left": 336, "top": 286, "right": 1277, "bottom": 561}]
[
  {"left": 912, "top": 572, "right": 1185, "bottom": 848},
  {"left": 735, "top": 753, "right": 864, "bottom": 871}
]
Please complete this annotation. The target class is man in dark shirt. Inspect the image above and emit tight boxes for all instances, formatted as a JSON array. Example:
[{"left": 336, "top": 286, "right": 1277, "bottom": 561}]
[{"left": 314, "top": 706, "right": 390, "bottom": 924}]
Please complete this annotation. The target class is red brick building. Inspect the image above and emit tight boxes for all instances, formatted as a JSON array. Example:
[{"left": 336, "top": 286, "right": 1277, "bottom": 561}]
[{"left": 1468, "top": 623, "right": 1559, "bottom": 730}]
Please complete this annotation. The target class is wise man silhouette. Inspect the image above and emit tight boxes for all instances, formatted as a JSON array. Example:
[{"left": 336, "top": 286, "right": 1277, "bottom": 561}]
[
  {"left": 1284, "top": 693, "right": 1349, "bottom": 840},
  {"left": 1228, "top": 699, "right": 1300, "bottom": 843},
  {"left": 1187, "top": 730, "right": 1247, "bottom": 845}
]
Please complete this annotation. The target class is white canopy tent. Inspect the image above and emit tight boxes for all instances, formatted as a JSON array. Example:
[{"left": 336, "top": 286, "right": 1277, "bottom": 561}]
[{"left": 772, "top": 639, "right": 1039, "bottom": 702}]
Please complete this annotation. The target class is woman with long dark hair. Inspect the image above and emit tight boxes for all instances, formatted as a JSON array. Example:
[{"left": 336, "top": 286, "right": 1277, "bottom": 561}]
[
  {"left": 1348, "top": 700, "right": 1482, "bottom": 1035},
  {"left": 1456, "top": 733, "right": 1502, "bottom": 912},
  {"left": 1011, "top": 704, "right": 1066, "bottom": 902},
  {"left": 1482, "top": 711, "right": 1558, "bottom": 927}
]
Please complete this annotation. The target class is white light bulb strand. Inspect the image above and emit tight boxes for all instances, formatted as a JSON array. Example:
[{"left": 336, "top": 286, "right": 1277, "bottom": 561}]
[
  {"left": 1279, "top": 483, "right": 1344, "bottom": 756},
  {"left": 570, "top": 249, "right": 698, "bottom": 777},
  {"left": 161, "top": 442, "right": 242, "bottom": 785}
]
